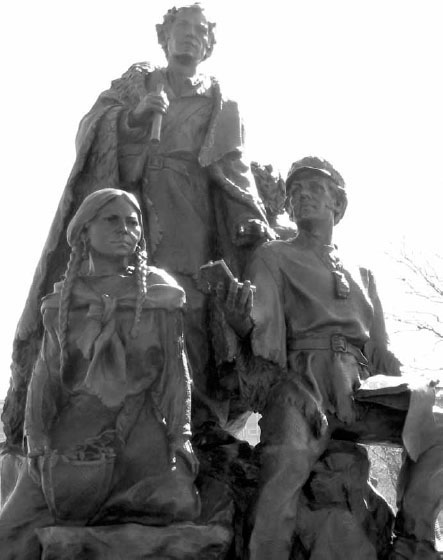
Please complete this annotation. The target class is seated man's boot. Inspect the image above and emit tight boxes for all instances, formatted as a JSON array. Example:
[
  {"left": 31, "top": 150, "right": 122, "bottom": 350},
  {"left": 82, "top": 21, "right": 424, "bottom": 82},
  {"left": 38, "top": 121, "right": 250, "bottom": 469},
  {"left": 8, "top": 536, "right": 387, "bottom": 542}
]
[{"left": 390, "top": 534, "right": 440, "bottom": 560}]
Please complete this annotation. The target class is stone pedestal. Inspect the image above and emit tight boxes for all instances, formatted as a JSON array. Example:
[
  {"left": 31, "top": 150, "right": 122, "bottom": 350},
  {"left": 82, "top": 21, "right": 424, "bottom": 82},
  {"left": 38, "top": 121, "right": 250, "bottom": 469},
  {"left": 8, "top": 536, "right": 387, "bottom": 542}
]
[
  {"left": 195, "top": 434, "right": 396, "bottom": 559},
  {"left": 292, "top": 441, "right": 394, "bottom": 559},
  {"left": 36, "top": 522, "right": 232, "bottom": 560}
]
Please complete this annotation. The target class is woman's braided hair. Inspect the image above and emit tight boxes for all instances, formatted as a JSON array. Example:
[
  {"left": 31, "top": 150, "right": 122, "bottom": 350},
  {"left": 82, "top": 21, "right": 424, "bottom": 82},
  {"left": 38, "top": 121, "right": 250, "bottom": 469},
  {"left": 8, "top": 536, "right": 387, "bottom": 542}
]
[
  {"left": 58, "top": 244, "right": 83, "bottom": 376},
  {"left": 59, "top": 189, "right": 148, "bottom": 376},
  {"left": 131, "top": 239, "right": 148, "bottom": 339}
]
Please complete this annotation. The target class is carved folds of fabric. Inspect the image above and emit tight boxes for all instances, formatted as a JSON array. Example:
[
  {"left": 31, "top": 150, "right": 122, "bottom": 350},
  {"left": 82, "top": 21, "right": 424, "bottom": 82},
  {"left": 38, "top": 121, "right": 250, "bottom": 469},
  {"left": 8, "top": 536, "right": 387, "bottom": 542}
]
[{"left": 235, "top": 351, "right": 284, "bottom": 414}]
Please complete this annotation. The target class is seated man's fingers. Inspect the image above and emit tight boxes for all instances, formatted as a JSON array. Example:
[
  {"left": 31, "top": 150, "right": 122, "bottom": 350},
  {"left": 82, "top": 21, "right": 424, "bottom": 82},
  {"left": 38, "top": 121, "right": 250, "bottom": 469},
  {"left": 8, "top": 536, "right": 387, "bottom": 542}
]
[
  {"left": 246, "top": 289, "right": 254, "bottom": 315},
  {"left": 226, "top": 279, "right": 239, "bottom": 309},
  {"left": 239, "top": 280, "right": 252, "bottom": 308}
]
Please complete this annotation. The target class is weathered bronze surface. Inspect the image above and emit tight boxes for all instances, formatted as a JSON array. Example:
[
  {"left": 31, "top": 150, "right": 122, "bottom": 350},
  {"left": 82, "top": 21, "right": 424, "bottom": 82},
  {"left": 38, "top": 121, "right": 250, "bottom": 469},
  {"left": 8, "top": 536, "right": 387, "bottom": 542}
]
[
  {"left": 219, "top": 156, "right": 443, "bottom": 559},
  {"left": 0, "top": 5, "right": 441, "bottom": 560}
]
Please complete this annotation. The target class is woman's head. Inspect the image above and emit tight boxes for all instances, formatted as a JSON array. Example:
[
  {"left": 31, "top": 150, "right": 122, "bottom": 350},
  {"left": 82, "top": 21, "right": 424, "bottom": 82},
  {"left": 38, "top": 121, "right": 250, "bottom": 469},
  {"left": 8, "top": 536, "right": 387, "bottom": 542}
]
[{"left": 67, "top": 189, "right": 145, "bottom": 258}]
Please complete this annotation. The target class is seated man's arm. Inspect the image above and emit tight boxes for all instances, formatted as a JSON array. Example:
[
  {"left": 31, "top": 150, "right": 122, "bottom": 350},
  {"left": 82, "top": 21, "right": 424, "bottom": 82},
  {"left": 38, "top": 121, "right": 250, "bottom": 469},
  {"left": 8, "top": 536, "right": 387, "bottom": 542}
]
[{"left": 365, "top": 269, "right": 402, "bottom": 376}]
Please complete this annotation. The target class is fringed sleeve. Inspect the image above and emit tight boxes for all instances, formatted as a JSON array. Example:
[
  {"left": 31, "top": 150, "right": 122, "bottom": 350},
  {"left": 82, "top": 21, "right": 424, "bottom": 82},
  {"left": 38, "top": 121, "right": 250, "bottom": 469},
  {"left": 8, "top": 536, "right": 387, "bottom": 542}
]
[
  {"left": 248, "top": 244, "right": 287, "bottom": 368},
  {"left": 236, "top": 244, "right": 288, "bottom": 412},
  {"left": 149, "top": 308, "right": 195, "bottom": 471}
]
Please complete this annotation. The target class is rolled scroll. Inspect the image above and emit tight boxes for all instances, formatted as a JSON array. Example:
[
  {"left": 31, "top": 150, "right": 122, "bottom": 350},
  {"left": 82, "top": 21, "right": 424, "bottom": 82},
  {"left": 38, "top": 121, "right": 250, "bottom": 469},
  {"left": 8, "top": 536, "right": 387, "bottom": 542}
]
[{"left": 150, "top": 83, "right": 164, "bottom": 145}]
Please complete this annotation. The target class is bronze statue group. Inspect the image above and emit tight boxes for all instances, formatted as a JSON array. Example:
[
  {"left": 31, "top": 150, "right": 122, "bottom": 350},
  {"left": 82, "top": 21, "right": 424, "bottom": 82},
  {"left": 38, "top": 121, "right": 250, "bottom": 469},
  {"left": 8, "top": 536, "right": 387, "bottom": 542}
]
[{"left": 0, "top": 4, "right": 442, "bottom": 560}]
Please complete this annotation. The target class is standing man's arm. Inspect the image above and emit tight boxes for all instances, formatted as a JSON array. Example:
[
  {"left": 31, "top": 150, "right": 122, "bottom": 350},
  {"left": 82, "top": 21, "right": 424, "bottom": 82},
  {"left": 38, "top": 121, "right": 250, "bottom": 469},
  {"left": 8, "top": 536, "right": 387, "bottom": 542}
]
[{"left": 209, "top": 152, "right": 275, "bottom": 248}]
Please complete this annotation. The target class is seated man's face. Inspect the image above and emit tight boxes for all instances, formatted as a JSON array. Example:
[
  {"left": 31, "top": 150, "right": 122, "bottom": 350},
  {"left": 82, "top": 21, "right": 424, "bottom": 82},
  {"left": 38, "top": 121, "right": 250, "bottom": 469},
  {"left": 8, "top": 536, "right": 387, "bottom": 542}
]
[{"left": 287, "top": 172, "right": 338, "bottom": 227}]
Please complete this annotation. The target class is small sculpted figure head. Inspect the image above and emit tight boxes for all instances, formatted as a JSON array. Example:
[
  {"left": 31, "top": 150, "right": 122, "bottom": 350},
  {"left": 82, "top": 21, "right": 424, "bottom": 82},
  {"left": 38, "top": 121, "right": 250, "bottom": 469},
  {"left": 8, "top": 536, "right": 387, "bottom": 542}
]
[
  {"left": 285, "top": 157, "right": 348, "bottom": 226},
  {"left": 156, "top": 3, "right": 216, "bottom": 65},
  {"left": 251, "top": 162, "right": 286, "bottom": 220}
]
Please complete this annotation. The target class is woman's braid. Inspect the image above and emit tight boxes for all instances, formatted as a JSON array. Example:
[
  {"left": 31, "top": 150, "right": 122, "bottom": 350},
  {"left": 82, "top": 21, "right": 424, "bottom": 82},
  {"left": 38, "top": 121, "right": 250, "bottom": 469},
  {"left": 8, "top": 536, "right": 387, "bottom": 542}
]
[
  {"left": 58, "top": 244, "right": 83, "bottom": 376},
  {"left": 130, "top": 245, "right": 148, "bottom": 339}
]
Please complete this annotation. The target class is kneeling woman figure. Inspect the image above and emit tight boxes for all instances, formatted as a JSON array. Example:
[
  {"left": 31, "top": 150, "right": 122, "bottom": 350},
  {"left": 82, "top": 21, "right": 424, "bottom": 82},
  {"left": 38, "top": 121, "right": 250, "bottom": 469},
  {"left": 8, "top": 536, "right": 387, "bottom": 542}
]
[{"left": 0, "top": 189, "right": 200, "bottom": 558}]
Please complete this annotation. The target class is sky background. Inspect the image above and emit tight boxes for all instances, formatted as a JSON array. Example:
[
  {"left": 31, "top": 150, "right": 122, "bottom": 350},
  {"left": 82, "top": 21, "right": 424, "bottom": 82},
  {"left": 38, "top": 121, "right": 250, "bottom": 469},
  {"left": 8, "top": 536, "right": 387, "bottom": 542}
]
[{"left": 1, "top": 0, "right": 442, "bottom": 398}]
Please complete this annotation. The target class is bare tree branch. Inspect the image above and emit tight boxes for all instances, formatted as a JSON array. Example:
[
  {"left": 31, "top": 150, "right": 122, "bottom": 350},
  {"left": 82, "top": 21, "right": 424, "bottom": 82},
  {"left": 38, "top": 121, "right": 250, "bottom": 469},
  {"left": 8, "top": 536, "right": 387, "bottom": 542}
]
[{"left": 387, "top": 245, "right": 443, "bottom": 372}]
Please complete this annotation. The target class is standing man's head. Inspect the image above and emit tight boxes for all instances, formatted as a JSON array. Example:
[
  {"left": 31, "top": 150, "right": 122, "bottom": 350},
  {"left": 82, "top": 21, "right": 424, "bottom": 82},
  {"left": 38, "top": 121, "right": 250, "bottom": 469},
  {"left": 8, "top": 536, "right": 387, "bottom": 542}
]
[
  {"left": 157, "top": 4, "right": 216, "bottom": 67},
  {"left": 285, "top": 156, "right": 347, "bottom": 229}
]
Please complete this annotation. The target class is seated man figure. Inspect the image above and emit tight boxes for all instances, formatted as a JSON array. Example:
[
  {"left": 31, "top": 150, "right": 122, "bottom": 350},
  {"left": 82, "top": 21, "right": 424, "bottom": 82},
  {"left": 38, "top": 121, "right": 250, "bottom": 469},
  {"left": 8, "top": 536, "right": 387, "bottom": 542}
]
[{"left": 220, "top": 156, "right": 443, "bottom": 560}]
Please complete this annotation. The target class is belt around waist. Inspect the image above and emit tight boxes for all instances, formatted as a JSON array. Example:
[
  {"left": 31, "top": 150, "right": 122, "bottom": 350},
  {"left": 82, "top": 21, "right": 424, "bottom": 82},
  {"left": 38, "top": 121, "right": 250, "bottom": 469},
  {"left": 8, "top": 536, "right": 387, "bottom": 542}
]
[
  {"left": 145, "top": 154, "right": 200, "bottom": 174},
  {"left": 288, "top": 334, "right": 368, "bottom": 365}
]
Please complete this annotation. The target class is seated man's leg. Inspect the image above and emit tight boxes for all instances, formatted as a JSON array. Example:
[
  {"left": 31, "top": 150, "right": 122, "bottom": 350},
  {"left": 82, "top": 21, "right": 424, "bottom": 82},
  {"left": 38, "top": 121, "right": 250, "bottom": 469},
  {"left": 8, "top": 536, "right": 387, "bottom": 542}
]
[
  {"left": 393, "top": 441, "right": 443, "bottom": 559},
  {"left": 331, "top": 401, "right": 442, "bottom": 559},
  {"left": 249, "top": 380, "right": 329, "bottom": 560}
]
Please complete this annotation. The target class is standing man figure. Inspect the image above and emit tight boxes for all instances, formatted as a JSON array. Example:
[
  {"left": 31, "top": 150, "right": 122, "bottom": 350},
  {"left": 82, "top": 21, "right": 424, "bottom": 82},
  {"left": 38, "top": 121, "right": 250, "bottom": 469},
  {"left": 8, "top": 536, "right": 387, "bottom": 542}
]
[
  {"left": 221, "top": 156, "right": 443, "bottom": 560},
  {"left": 3, "top": 3, "right": 271, "bottom": 448}
]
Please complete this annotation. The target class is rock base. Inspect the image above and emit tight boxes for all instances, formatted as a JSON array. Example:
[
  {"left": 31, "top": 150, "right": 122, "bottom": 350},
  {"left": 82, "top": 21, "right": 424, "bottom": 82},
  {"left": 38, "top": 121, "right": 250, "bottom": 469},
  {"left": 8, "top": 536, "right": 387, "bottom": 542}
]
[{"left": 36, "top": 521, "right": 233, "bottom": 560}]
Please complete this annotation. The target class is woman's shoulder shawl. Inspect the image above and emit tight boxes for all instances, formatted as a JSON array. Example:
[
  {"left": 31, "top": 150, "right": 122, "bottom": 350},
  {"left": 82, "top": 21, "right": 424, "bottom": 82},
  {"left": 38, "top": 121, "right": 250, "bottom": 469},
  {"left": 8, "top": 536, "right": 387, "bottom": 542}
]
[
  {"left": 40, "top": 279, "right": 100, "bottom": 313},
  {"left": 40, "top": 270, "right": 186, "bottom": 314}
]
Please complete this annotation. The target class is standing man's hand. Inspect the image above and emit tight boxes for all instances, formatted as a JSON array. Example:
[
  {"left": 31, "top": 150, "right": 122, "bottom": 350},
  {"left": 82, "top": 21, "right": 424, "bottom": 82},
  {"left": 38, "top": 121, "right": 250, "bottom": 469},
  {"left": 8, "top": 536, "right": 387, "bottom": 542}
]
[
  {"left": 129, "top": 91, "right": 169, "bottom": 127},
  {"left": 235, "top": 219, "right": 275, "bottom": 247}
]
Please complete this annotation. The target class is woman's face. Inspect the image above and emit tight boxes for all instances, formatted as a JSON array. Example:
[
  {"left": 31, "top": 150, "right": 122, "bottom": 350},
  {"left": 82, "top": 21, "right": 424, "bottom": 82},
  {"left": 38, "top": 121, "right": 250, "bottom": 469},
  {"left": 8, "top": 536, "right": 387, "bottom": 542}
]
[{"left": 86, "top": 198, "right": 142, "bottom": 258}]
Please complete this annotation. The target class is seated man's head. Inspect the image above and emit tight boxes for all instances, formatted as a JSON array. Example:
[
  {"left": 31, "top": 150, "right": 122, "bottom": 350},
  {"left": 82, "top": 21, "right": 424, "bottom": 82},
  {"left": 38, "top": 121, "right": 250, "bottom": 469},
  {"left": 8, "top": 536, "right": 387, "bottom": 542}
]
[
  {"left": 285, "top": 156, "right": 348, "bottom": 229},
  {"left": 157, "top": 4, "right": 216, "bottom": 66}
]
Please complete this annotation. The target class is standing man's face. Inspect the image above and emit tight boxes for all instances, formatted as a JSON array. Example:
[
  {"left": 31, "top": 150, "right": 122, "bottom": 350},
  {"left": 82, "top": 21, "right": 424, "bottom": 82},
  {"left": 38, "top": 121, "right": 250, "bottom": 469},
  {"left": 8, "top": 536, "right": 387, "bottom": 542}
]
[{"left": 166, "top": 9, "right": 210, "bottom": 66}]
